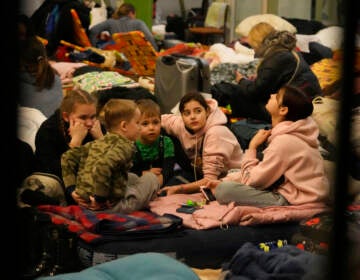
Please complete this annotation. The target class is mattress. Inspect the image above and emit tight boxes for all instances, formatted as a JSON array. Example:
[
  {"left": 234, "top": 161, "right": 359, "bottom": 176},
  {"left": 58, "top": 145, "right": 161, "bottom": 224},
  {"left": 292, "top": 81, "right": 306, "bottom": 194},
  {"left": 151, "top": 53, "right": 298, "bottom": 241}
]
[{"left": 77, "top": 222, "right": 299, "bottom": 269}]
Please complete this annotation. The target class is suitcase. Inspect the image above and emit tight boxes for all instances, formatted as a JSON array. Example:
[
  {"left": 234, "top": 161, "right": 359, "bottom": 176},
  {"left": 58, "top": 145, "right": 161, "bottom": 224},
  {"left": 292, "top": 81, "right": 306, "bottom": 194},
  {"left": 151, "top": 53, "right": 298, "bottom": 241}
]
[{"left": 154, "top": 54, "right": 211, "bottom": 114}]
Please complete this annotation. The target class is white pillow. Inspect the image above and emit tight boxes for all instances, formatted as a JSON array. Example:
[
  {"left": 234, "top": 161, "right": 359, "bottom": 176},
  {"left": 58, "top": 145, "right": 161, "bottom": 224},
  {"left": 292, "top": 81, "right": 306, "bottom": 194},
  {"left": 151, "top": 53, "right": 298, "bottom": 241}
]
[
  {"left": 18, "top": 106, "right": 47, "bottom": 152},
  {"left": 315, "top": 26, "right": 344, "bottom": 51},
  {"left": 235, "top": 14, "right": 297, "bottom": 37},
  {"left": 89, "top": 0, "right": 107, "bottom": 29}
]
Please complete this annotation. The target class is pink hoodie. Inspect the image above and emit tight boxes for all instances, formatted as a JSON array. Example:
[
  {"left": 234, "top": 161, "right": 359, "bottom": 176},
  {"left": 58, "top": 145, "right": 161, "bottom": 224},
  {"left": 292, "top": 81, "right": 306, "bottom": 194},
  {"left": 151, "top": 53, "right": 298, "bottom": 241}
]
[
  {"left": 161, "top": 98, "right": 243, "bottom": 180},
  {"left": 223, "top": 117, "right": 330, "bottom": 205}
]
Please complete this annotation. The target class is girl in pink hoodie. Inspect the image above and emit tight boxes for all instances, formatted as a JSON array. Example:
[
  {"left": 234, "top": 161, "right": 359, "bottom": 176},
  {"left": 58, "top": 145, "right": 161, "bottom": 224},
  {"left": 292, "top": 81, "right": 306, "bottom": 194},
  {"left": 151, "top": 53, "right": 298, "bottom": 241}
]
[
  {"left": 209, "top": 85, "right": 330, "bottom": 206},
  {"left": 160, "top": 92, "right": 243, "bottom": 195}
]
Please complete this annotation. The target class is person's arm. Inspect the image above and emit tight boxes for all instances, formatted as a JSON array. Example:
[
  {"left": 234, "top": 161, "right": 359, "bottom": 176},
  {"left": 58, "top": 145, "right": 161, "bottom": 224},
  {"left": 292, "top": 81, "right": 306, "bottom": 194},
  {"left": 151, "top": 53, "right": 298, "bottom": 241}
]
[
  {"left": 161, "top": 136, "right": 175, "bottom": 184},
  {"left": 163, "top": 177, "right": 210, "bottom": 195},
  {"left": 92, "top": 140, "right": 132, "bottom": 200},
  {"left": 88, "top": 20, "right": 111, "bottom": 46},
  {"left": 240, "top": 134, "right": 288, "bottom": 189},
  {"left": 161, "top": 114, "right": 181, "bottom": 136},
  {"left": 61, "top": 146, "right": 83, "bottom": 188},
  {"left": 201, "top": 126, "right": 243, "bottom": 180},
  {"left": 161, "top": 156, "right": 175, "bottom": 185},
  {"left": 237, "top": 52, "right": 296, "bottom": 103},
  {"left": 61, "top": 145, "right": 85, "bottom": 204},
  {"left": 34, "top": 123, "right": 65, "bottom": 178},
  {"left": 136, "top": 20, "right": 159, "bottom": 51}
]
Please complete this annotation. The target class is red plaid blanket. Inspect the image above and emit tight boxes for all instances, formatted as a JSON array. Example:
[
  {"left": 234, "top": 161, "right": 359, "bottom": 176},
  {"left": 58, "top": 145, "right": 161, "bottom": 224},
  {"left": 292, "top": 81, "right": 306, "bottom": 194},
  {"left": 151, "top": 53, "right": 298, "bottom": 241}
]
[{"left": 37, "top": 205, "right": 182, "bottom": 244}]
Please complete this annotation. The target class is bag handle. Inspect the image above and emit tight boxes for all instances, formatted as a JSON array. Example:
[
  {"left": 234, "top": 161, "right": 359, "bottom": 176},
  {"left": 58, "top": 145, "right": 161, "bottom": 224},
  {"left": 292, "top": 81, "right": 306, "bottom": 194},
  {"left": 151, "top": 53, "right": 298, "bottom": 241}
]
[{"left": 287, "top": 51, "right": 300, "bottom": 85}]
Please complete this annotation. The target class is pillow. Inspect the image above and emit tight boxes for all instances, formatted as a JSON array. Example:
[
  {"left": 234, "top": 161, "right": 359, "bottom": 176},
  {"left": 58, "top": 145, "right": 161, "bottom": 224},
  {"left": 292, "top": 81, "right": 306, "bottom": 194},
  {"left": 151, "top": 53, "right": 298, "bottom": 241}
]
[
  {"left": 235, "top": 14, "right": 297, "bottom": 37},
  {"left": 315, "top": 26, "right": 344, "bottom": 51}
]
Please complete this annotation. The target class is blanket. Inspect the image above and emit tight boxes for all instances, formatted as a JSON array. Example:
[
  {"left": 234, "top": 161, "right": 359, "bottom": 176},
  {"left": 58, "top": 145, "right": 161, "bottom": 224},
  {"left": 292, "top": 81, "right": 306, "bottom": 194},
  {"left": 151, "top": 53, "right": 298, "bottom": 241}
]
[
  {"left": 37, "top": 205, "right": 182, "bottom": 244},
  {"left": 149, "top": 193, "right": 330, "bottom": 230},
  {"left": 221, "top": 242, "right": 328, "bottom": 279}
]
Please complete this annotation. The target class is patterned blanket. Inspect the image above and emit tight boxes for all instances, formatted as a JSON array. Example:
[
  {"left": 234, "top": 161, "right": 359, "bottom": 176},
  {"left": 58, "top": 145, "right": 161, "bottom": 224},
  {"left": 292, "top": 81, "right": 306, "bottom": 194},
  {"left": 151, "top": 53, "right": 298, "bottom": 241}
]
[{"left": 37, "top": 205, "right": 183, "bottom": 244}]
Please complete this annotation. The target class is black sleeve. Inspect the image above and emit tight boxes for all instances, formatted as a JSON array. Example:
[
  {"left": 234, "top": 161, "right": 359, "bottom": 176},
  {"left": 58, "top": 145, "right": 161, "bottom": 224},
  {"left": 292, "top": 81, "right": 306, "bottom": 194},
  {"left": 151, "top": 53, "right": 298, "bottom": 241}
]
[
  {"left": 16, "top": 139, "right": 35, "bottom": 188},
  {"left": 65, "top": 185, "right": 76, "bottom": 205},
  {"left": 34, "top": 125, "right": 65, "bottom": 179},
  {"left": 129, "top": 161, "right": 144, "bottom": 177},
  {"left": 162, "top": 156, "right": 175, "bottom": 185},
  {"left": 236, "top": 52, "right": 297, "bottom": 103}
]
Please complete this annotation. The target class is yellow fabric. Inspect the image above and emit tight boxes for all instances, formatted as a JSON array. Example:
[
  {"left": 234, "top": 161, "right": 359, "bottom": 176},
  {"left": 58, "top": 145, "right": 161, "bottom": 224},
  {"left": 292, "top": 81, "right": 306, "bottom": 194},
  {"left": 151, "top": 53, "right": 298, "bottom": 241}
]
[
  {"left": 112, "top": 31, "right": 157, "bottom": 76},
  {"left": 191, "top": 268, "right": 222, "bottom": 280},
  {"left": 310, "top": 58, "right": 342, "bottom": 95},
  {"left": 204, "top": 2, "right": 228, "bottom": 28}
]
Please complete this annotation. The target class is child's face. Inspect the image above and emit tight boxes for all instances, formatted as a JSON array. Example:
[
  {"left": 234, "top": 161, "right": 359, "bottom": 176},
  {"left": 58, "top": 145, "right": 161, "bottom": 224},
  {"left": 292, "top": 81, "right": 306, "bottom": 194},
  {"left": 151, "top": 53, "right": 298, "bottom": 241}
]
[
  {"left": 265, "top": 90, "right": 285, "bottom": 118},
  {"left": 64, "top": 103, "right": 97, "bottom": 130},
  {"left": 138, "top": 114, "right": 161, "bottom": 144},
  {"left": 124, "top": 108, "right": 141, "bottom": 141},
  {"left": 181, "top": 100, "right": 208, "bottom": 133}
]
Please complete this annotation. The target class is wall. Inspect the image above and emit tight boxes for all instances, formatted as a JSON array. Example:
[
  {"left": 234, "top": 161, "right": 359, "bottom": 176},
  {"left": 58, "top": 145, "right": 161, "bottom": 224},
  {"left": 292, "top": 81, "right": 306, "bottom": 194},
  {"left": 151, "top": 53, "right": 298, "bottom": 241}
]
[
  {"left": 125, "top": 0, "right": 153, "bottom": 28},
  {"left": 156, "top": 0, "right": 203, "bottom": 23},
  {"left": 229, "top": 0, "right": 341, "bottom": 42}
]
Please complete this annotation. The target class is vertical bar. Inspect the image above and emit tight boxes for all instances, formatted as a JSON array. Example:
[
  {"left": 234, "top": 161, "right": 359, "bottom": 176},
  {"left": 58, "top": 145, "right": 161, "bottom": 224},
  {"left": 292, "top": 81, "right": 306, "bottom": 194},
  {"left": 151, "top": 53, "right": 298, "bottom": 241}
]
[{"left": 329, "top": 0, "right": 357, "bottom": 279}]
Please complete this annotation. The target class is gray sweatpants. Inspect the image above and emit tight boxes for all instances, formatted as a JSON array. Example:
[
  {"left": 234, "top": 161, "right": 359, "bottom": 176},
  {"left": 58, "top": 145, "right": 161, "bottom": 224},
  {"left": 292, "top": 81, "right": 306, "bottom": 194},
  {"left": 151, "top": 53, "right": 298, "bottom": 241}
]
[
  {"left": 110, "top": 172, "right": 160, "bottom": 213},
  {"left": 215, "top": 181, "right": 289, "bottom": 207}
]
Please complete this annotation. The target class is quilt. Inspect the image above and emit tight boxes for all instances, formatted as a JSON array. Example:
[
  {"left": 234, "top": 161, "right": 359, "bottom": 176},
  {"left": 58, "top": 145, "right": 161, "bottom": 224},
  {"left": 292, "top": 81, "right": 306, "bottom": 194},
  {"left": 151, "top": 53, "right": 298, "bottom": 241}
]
[
  {"left": 149, "top": 193, "right": 330, "bottom": 230},
  {"left": 37, "top": 205, "right": 182, "bottom": 244}
]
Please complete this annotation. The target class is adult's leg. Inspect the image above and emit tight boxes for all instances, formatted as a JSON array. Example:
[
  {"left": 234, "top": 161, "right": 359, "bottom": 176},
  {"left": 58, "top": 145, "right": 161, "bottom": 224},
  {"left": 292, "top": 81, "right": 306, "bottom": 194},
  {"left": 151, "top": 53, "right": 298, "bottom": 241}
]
[{"left": 215, "top": 181, "right": 289, "bottom": 207}]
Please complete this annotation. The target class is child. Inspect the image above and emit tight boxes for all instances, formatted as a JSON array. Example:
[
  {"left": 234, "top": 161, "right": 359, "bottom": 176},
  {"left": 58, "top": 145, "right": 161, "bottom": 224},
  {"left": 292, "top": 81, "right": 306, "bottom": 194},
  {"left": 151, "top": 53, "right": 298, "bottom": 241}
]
[
  {"left": 61, "top": 99, "right": 160, "bottom": 212},
  {"left": 209, "top": 85, "right": 330, "bottom": 207},
  {"left": 34, "top": 88, "right": 105, "bottom": 180},
  {"left": 160, "top": 91, "right": 243, "bottom": 195},
  {"left": 131, "top": 99, "right": 175, "bottom": 187}
]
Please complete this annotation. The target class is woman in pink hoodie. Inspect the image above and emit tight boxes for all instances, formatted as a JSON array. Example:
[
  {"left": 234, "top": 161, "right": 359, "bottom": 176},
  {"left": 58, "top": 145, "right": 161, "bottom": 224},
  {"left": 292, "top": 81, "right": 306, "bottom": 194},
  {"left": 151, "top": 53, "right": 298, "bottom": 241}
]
[
  {"left": 209, "top": 85, "right": 330, "bottom": 206},
  {"left": 160, "top": 92, "right": 243, "bottom": 195}
]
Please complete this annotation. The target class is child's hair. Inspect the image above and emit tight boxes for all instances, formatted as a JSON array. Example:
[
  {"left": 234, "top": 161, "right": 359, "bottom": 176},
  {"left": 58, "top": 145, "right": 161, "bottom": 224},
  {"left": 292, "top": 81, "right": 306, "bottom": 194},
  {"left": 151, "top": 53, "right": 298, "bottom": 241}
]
[
  {"left": 18, "top": 14, "right": 36, "bottom": 41},
  {"left": 179, "top": 92, "right": 209, "bottom": 113},
  {"left": 19, "top": 37, "right": 56, "bottom": 91},
  {"left": 100, "top": 99, "right": 138, "bottom": 131},
  {"left": 136, "top": 99, "right": 160, "bottom": 119},
  {"left": 113, "top": 3, "right": 135, "bottom": 19},
  {"left": 247, "top": 22, "right": 276, "bottom": 50},
  {"left": 60, "top": 88, "right": 97, "bottom": 114},
  {"left": 280, "top": 85, "right": 314, "bottom": 121},
  {"left": 261, "top": 30, "right": 297, "bottom": 52}
]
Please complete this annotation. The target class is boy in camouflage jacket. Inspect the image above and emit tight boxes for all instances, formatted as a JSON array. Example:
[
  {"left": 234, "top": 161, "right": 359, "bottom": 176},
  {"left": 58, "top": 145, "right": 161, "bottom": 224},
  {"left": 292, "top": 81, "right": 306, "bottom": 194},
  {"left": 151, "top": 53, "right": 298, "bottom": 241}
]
[{"left": 61, "top": 99, "right": 160, "bottom": 213}]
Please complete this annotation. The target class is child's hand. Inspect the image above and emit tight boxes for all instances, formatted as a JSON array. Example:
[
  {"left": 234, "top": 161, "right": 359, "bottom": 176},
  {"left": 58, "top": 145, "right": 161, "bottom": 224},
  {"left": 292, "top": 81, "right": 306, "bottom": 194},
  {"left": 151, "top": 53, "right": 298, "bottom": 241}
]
[
  {"left": 68, "top": 118, "right": 89, "bottom": 147},
  {"left": 158, "top": 185, "right": 180, "bottom": 196},
  {"left": 71, "top": 191, "right": 89, "bottom": 207},
  {"left": 248, "top": 74, "right": 257, "bottom": 81},
  {"left": 89, "top": 119, "right": 104, "bottom": 139},
  {"left": 235, "top": 71, "right": 245, "bottom": 83},
  {"left": 149, "top": 167, "right": 162, "bottom": 175},
  {"left": 88, "top": 196, "right": 107, "bottom": 211},
  {"left": 206, "top": 180, "right": 221, "bottom": 190},
  {"left": 248, "top": 129, "right": 271, "bottom": 150}
]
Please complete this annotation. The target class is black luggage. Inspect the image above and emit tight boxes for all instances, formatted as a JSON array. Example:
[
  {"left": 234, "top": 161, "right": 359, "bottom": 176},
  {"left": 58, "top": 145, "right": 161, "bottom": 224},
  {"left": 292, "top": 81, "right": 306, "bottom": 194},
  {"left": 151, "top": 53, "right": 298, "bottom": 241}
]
[{"left": 154, "top": 54, "right": 211, "bottom": 114}]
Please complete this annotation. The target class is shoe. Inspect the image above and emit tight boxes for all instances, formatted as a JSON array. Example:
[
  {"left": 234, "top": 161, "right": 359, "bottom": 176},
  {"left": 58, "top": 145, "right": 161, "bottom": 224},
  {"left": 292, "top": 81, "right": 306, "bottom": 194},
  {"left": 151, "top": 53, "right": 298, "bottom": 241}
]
[
  {"left": 22, "top": 252, "right": 52, "bottom": 279},
  {"left": 47, "top": 264, "right": 64, "bottom": 276}
]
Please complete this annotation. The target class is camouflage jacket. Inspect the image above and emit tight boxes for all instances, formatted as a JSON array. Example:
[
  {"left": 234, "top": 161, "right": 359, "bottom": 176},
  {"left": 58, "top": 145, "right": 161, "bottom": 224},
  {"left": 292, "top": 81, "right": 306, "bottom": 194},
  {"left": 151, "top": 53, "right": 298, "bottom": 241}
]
[{"left": 61, "top": 132, "right": 136, "bottom": 201}]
